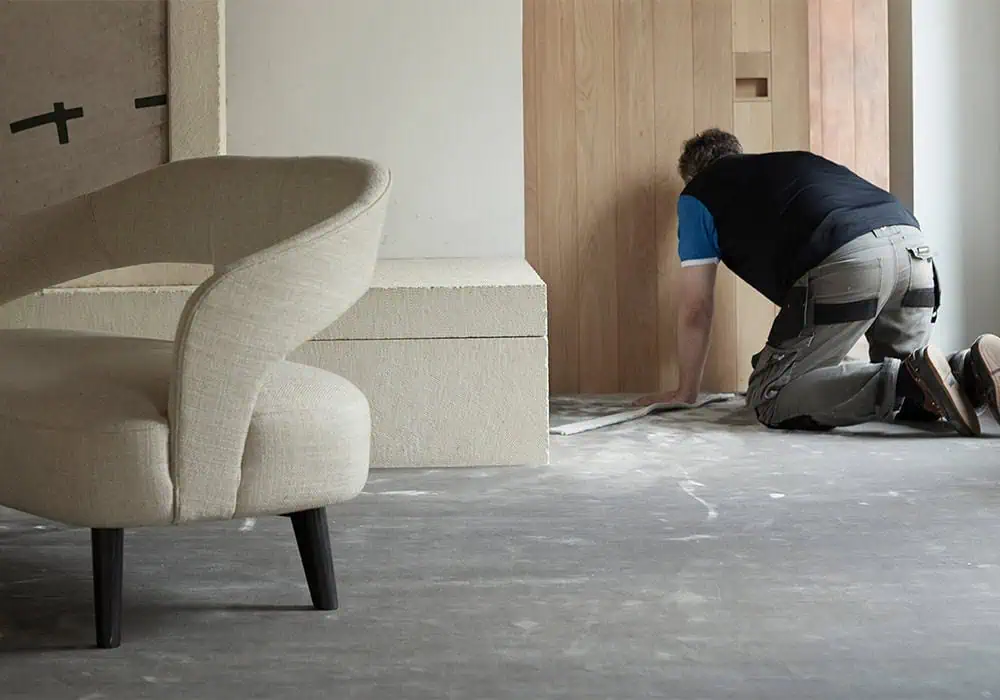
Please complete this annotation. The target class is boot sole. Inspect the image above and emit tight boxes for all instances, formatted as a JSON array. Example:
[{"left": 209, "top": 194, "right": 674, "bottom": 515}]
[
  {"left": 906, "top": 346, "right": 981, "bottom": 437},
  {"left": 971, "top": 334, "right": 1000, "bottom": 426}
]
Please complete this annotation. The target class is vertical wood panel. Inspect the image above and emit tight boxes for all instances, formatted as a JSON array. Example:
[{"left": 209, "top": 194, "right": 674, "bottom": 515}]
[
  {"left": 733, "top": 0, "right": 771, "bottom": 52},
  {"left": 523, "top": 0, "right": 540, "bottom": 270},
  {"left": 615, "top": 0, "right": 659, "bottom": 392},
  {"left": 770, "top": 0, "right": 810, "bottom": 151},
  {"left": 652, "top": 0, "right": 694, "bottom": 391},
  {"left": 692, "top": 0, "right": 738, "bottom": 392},
  {"left": 807, "top": 0, "right": 824, "bottom": 152},
  {"left": 734, "top": 103, "right": 774, "bottom": 154},
  {"left": 853, "top": 0, "right": 889, "bottom": 188},
  {"left": 535, "top": 0, "right": 579, "bottom": 394},
  {"left": 693, "top": 0, "right": 736, "bottom": 129},
  {"left": 575, "top": 0, "right": 619, "bottom": 392},
  {"left": 819, "top": 0, "right": 857, "bottom": 168}
]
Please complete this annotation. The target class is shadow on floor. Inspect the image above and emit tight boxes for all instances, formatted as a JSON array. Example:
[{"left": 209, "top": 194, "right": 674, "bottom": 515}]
[{"left": 0, "top": 545, "right": 313, "bottom": 653}]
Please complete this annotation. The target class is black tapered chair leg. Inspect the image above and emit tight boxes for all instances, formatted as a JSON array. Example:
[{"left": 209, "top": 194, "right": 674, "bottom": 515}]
[
  {"left": 288, "top": 508, "right": 338, "bottom": 610},
  {"left": 91, "top": 528, "right": 124, "bottom": 649}
]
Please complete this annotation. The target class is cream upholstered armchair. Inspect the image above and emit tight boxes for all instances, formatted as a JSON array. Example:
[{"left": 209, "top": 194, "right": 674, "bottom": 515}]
[{"left": 0, "top": 156, "right": 392, "bottom": 648}]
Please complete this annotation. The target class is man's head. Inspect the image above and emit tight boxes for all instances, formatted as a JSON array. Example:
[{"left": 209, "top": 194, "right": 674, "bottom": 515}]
[{"left": 677, "top": 128, "right": 743, "bottom": 184}]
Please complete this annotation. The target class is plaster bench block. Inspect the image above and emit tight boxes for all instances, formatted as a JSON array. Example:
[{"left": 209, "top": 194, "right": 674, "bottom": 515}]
[
  {"left": 0, "top": 257, "right": 550, "bottom": 468},
  {"left": 292, "top": 337, "right": 548, "bottom": 467},
  {"left": 321, "top": 258, "right": 548, "bottom": 340}
]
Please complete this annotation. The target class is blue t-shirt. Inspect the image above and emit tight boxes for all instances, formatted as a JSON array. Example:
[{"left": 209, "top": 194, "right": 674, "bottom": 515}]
[{"left": 677, "top": 194, "right": 720, "bottom": 267}]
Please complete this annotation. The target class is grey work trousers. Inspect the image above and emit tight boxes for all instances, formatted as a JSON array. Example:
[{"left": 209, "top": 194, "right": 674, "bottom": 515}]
[{"left": 747, "top": 225, "right": 941, "bottom": 429}]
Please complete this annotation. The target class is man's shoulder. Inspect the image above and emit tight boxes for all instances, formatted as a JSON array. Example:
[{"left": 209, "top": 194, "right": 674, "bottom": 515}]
[
  {"left": 744, "top": 149, "right": 831, "bottom": 171},
  {"left": 683, "top": 150, "right": 812, "bottom": 187}
]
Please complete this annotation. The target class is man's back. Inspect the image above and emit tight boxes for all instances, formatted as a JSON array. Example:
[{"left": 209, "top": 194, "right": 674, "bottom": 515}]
[{"left": 678, "top": 150, "right": 919, "bottom": 304}]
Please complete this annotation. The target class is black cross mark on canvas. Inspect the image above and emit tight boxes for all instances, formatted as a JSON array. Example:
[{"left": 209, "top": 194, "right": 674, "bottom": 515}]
[
  {"left": 9, "top": 101, "right": 84, "bottom": 145},
  {"left": 8, "top": 94, "right": 168, "bottom": 146},
  {"left": 134, "top": 93, "right": 167, "bottom": 109}
]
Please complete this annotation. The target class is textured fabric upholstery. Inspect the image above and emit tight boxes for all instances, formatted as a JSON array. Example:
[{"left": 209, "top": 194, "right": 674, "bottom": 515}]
[
  {"left": 0, "top": 330, "right": 371, "bottom": 528},
  {"left": 0, "top": 330, "right": 174, "bottom": 528},
  {"left": 0, "top": 156, "right": 391, "bottom": 527},
  {"left": 236, "top": 360, "right": 370, "bottom": 519}
]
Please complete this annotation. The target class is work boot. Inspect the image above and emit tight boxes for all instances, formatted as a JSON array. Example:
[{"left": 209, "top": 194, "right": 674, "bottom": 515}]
[
  {"left": 895, "top": 397, "right": 941, "bottom": 424},
  {"left": 947, "top": 349, "right": 985, "bottom": 413},
  {"left": 969, "top": 334, "right": 1000, "bottom": 425},
  {"left": 903, "top": 345, "right": 981, "bottom": 437}
]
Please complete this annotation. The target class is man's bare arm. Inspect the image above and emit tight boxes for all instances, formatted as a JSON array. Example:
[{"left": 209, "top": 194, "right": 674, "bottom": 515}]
[
  {"left": 636, "top": 264, "right": 717, "bottom": 405},
  {"left": 674, "top": 263, "right": 717, "bottom": 399}
]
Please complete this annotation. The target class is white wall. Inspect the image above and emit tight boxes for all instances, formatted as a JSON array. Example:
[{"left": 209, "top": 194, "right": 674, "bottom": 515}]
[
  {"left": 887, "top": 0, "right": 913, "bottom": 213},
  {"left": 890, "top": 0, "right": 1000, "bottom": 351},
  {"left": 225, "top": 0, "right": 525, "bottom": 260}
]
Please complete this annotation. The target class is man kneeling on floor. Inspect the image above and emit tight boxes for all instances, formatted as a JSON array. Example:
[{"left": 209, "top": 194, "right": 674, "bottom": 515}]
[{"left": 637, "top": 128, "right": 1000, "bottom": 436}]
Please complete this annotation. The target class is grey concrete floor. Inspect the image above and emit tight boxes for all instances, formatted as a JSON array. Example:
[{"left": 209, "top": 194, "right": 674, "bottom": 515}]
[{"left": 2, "top": 397, "right": 1000, "bottom": 699}]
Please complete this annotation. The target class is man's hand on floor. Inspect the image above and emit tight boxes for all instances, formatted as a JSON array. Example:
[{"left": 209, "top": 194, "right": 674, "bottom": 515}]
[{"left": 632, "top": 388, "right": 699, "bottom": 407}]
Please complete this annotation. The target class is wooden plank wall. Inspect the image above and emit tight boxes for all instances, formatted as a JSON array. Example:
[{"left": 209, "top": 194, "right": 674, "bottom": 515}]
[
  {"left": 808, "top": 0, "right": 890, "bottom": 188},
  {"left": 525, "top": 0, "right": 811, "bottom": 394}
]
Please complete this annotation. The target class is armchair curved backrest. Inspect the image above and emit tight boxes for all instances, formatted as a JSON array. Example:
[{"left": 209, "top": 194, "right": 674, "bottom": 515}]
[{"left": 0, "top": 156, "right": 393, "bottom": 522}]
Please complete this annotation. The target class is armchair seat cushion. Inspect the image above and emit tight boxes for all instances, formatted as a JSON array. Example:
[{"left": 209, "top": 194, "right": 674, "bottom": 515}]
[{"left": 0, "top": 329, "right": 370, "bottom": 528}]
